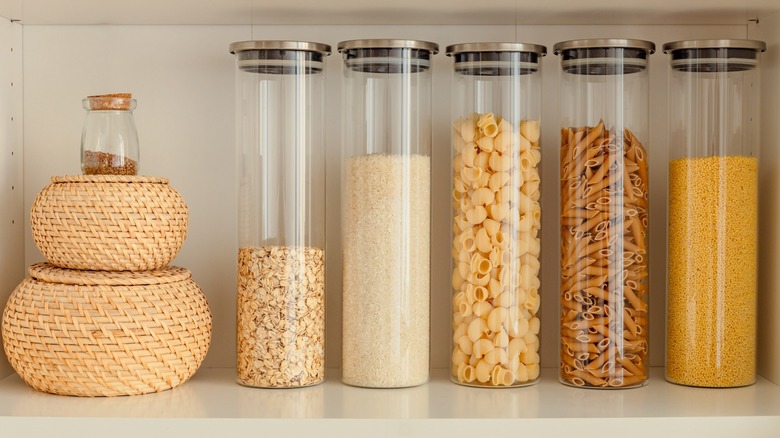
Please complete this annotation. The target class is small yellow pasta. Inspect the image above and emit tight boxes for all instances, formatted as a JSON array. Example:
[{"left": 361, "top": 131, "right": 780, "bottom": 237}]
[
  {"left": 456, "top": 335, "right": 474, "bottom": 356},
  {"left": 493, "top": 330, "right": 509, "bottom": 348},
  {"left": 508, "top": 337, "right": 527, "bottom": 358},
  {"left": 472, "top": 300, "right": 493, "bottom": 317},
  {"left": 468, "top": 271, "right": 490, "bottom": 286},
  {"left": 473, "top": 338, "right": 495, "bottom": 359},
  {"left": 520, "top": 120, "right": 541, "bottom": 142},
  {"left": 491, "top": 231, "right": 507, "bottom": 250},
  {"left": 487, "top": 307, "right": 509, "bottom": 333},
  {"left": 467, "top": 317, "right": 489, "bottom": 342},
  {"left": 452, "top": 347, "right": 468, "bottom": 365},
  {"left": 515, "top": 362, "right": 530, "bottom": 382},
  {"left": 452, "top": 268, "right": 465, "bottom": 290},
  {"left": 493, "top": 131, "right": 512, "bottom": 153},
  {"left": 471, "top": 187, "right": 495, "bottom": 206},
  {"left": 460, "top": 119, "right": 477, "bottom": 142},
  {"left": 483, "top": 347, "right": 507, "bottom": 366},
  {"left": 477, "top": 113, "right": 498, "bottom": 138},
  {"left": 453, "top": 322, "right": 468, "bottom": 343},
  {"left": 520, "top": 350, "right": 540, "bottom": 365},
  {"left": 475, "top": 151, "right": 490, "bottom": 169},
  {"left": 488, "top": 277, "right": 502, "bottom": 298},
  {"left": 488, "top": 202, "right": 510, "bottom": 222},
  {"left": 477, "top": 136, "right": 494, "bottom": 152},
  {"left": 475, "top": 227, "right": 492, "bottom": 253},
  {"left": 465, "top": 206, "right": 488, "bottom": 224},
  {"left": 475, "top": 359, "right": 493, "bottom": 383},
  {"left": 526, "top": 363, "right": 541, "bottom": 381},
  {"left": 529, "top": 316, "right": 540, "bottom": 335}
]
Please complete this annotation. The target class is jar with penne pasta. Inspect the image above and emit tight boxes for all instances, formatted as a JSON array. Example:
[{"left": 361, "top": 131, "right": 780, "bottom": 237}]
[
  {"left": 230, "top": 41, "right": 330, "bottom": 388},
  {"left": 446, "top": 43, "right": 546, "bottom": 387},
  {"left": 553, "top": 39, "right": 655, "bottom": 389},
  {"left": 338, "top": 39, "right": 438, "bottom": 388},
  {"left": 663, "top": 40, "right": 765, "bottom": 388}
]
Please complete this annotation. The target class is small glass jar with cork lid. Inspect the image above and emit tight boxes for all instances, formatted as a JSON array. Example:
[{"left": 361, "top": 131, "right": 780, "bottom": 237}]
[{"left": 81, "top": 93, "right": 139, "bottom": 175}]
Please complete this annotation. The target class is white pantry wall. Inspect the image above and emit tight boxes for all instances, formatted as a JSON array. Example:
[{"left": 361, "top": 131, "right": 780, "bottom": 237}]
[
  {"left": 0, "top": 17, "right": 23, "bottom": 379},
  {"left": 23, "top": 24, "right": 746, "bottom": 372},
  {"left": 753, "top": 12, "right": 780, "bottom": 385}
]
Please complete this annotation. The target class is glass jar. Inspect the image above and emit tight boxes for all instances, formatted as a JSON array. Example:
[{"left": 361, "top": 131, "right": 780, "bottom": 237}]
[
  {"left": 81, "top": 93, "right": 139, "bottom": 175},
  {"left": 230, "top": 40, "right": 331, "bottom": 388},
  {"left": 554, "top": 39, "right": 654, "bottom": 389},
  {"left": 663, "top": 39, "right": 765, "bottom": 388},
  {"left": 338, "top": 39, "right": 438, "bottom": 388},
  {"left": 446, "top": 42, "right": 546, "bottom": 387}
]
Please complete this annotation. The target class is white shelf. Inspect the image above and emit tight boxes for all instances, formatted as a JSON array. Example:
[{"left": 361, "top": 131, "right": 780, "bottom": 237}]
[
  {"left": 1, "top": 367, "right": 779, "bottom": 436},
  {"left": 0, "top": 0, "right": 778, "bottom": 25}
]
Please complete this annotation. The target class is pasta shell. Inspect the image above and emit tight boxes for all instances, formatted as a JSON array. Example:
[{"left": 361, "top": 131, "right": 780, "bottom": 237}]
[
  {"left": 489, "top": 202, "right": 510, "bottom": 222},
  {"left": 477, "top": 136, "right": 494, "bottom": 152},
  {"left": 520, "top": 119, "right": 541, "bottom": 143},
  {"left": 471, "top": 187, "right": 495, "bottom": 206},
  {"left": 460, "top": 119, "right": 477, "bottom": 142}
]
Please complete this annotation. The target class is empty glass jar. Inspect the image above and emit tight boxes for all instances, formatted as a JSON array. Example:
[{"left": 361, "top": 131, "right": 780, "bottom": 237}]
[{"left": 81, "top": 93, "right": 139, "bottom": 175}]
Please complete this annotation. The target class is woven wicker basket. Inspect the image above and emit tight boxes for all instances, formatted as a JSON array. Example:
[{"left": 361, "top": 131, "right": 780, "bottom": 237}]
[
  {"left": 1, "top": 263, "right": 212, "bottom": 397},
  {"left": 30, "top": 175, "right": 188, "bottom": 271}
]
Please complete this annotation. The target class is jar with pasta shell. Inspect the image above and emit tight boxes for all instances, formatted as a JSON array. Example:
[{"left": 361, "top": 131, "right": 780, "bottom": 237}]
[
  {"left": 663, "top": 39, "right": 765, "bottom": 388},
  {"left": 446, "top": 42, "right": 546, "bottom": 387},
  {"left": 230, "top": 40, "right": 330, "bottom": 388},
  {"left": 338, "top": 39, "right": 438, "bottom": 388},
  {"left": 553, "top": 39, "right": 654, "bottom": 389}
]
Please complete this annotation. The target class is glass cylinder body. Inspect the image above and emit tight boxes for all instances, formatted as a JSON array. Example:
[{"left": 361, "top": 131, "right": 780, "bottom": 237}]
[
  {"left": 231, "top": 41, "right": 330, "bottom": 388},
  {"left": 339, "top": 39, "right": 437, "bottom": 388},
  {"left": 81, "top": 95, "right": 139, "bottom": 175},
  {"left": 447, "top": 43, "right": 546, "bottom": 387},
  {"left": 664, "top": 40, "right": 765, "bottom": 388},
  {"left": 554, "top": 39, "right": 654, "bottom": 389}
]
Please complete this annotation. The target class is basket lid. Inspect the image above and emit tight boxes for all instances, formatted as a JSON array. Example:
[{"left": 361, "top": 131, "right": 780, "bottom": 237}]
[
  {"left": 28, "top": 263, "right": 191, "bottom": 286},
  {"left": 50, "top": 175, "right": 169, "bottom": 184}
]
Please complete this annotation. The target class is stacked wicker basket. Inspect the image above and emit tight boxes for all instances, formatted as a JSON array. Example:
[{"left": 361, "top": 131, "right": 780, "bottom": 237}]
[{"left": 1, "top": 175, "right": 212, "bottom": 396}]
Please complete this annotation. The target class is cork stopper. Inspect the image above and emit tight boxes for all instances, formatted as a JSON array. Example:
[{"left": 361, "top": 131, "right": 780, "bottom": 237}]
[{"left": 85, "top": 93, "right": 134, "bottom": 110}]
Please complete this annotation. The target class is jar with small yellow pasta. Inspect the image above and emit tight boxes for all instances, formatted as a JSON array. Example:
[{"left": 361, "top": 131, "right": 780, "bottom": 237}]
[
  {"left": 446, "top": 42, "right": 546, "bottom": 387},
  {"left": 663, "top": 39, "right": 765, "bottom": 388},
  {"left": 553, "top": 39, "right": 655, "bottom": 389}
]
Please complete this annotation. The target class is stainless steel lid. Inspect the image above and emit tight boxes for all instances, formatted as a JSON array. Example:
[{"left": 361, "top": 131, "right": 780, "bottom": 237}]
[
  {"left": 337, "top": 39, "right": 439, "bottom": 54},
  {"left": 553, "top": 39, "right": 656, "bottom": 55},
  {"left": 229, "top": 40, "right": 332, "bottom": 55},
  {"left": 662, "top": 39, "right": 766, "bottom": 53},
  {"left": 446, "top": 42, "right": 547, "bottom": 56}
]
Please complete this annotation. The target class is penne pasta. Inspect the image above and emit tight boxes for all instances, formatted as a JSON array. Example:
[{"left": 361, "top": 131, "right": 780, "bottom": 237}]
[{"left": 560, "top": 123, "right": 649, "bottom": 388}]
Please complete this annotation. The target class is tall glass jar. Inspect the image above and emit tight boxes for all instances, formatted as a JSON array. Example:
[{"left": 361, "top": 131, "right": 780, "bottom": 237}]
[
  {"left": 663, "top": 39, "right": 765, "bottom": 388},
  {"left": 338, "top": 39, "right": 438, "bottom": 388},
  {"left": 81, "top": 93, "right": 139, "bottom": 175},
  {"left": 554, "top": 39, "right": 654, "bottom": 389},
  {"left": 230, "top": 40, "right": 330, "bottom": 388},
  {"left": 446, "top": 43, "right": 546, "bottom": 387}
]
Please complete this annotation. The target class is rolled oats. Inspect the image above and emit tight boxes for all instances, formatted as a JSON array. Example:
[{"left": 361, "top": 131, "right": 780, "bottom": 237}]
[{"left": 237, "top": 246, "right": 325, "bottom": 388}]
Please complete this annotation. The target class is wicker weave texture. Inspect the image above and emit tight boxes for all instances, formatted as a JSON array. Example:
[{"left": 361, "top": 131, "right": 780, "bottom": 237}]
[
  {"left": 30, "top": 175, "right": 188, "bottom": 271},
  {"left": 1, "top": 266, "right": 212, "bottom": 396}
]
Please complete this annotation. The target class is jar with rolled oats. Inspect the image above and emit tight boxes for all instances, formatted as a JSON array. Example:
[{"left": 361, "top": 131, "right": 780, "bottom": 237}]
[{"left": 230, "top": 40, "right": 331, "bottom": 388}]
